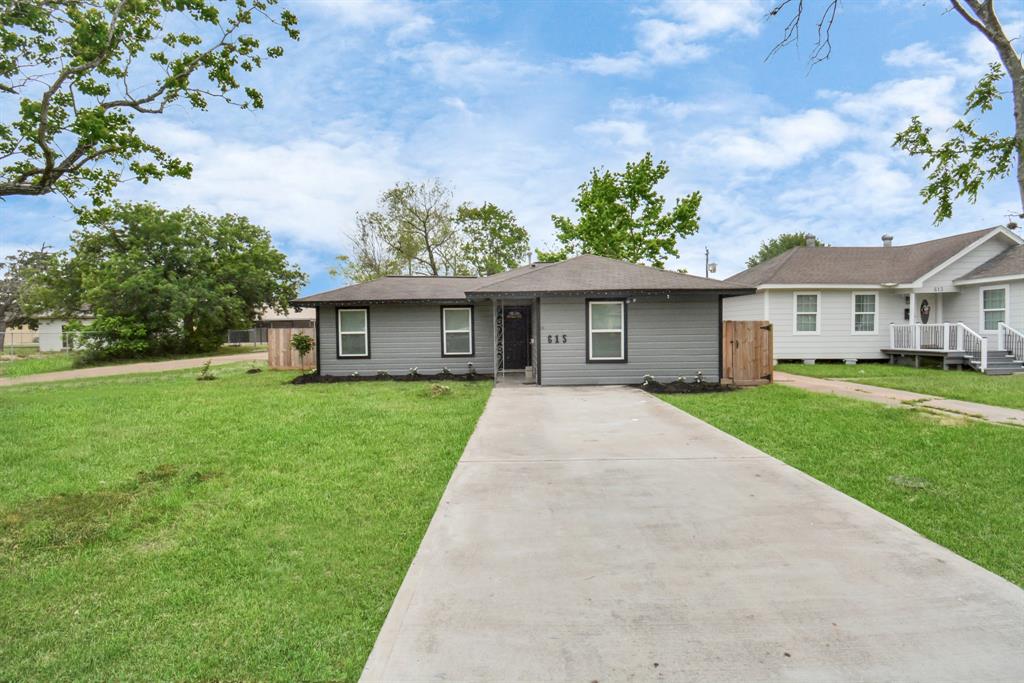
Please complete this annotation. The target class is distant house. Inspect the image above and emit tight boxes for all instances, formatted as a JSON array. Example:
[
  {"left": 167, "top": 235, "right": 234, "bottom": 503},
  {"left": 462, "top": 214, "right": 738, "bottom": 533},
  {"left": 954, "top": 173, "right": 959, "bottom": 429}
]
[
  {"left": 3, "top": 311, "right": 94, "bottom": 353},
  {"left": 292, "top": 255, "right": 753, "bottom": 385},
  {"left": 723, "top": 226, "right": 1024, "bottom": 374},
  {"left": 251, "top": 306, "right": 315, "bottom": 343}
]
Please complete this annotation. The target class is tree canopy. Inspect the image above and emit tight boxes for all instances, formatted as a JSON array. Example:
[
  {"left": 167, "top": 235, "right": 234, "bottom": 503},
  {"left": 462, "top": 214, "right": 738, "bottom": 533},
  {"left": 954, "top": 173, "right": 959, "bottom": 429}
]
[
  {"left": 0, "top": 247, "right": 60, "bottom": 352},
  {"left": 746, "top": 232, "right": 826, "bottom": 268},
  {"left": 333, "top": 181, "right": 529, "bottom": 282},
  {"left": 541, "top": 153, "right": 701, "bottom": 268},
  {"left": 48, "top": 202, "right": 306, "bottom": 359},
  {"left": 0, "top": 0, "right": 299, "bottom": 202}
]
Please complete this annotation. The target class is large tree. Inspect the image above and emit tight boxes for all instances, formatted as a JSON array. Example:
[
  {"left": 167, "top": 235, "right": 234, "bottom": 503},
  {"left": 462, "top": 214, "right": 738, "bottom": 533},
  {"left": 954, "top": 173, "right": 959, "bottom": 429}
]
[
  {"left": 50, "top": 202, "right": 306, "bottom": 358},
  {"left": 746, "top": 232, "right": 826, "bottom": 268},
  {"left": 333, "top": 182, "right": 532, "bottom": 281},
  {"left": 0, "top": 0, "right": 299, "bottom": 203},
  {"left": 456, "top": 202, "right": 530, "bottom": 276},
  {"left": 0, "top": 248, "right": 59, "bottom": 353},
  {"left": 541, "top": 153, "right": 701, "bottom": 267},
  {"left": 767, "top": 0, "right": 1024, "bottom": 223}
]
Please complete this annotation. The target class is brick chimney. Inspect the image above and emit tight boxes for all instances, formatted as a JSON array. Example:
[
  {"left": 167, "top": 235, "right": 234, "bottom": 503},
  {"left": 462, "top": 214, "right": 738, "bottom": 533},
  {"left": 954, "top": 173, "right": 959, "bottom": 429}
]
[{"left": 882, "top": 234, "right": 893, "bottom": 248}]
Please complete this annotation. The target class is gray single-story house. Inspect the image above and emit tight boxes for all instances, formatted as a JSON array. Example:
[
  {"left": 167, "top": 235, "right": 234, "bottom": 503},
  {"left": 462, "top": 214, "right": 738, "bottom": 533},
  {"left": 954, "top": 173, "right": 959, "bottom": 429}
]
[{"left": 292, "top": 254, "right": 754, "bottom": 386}]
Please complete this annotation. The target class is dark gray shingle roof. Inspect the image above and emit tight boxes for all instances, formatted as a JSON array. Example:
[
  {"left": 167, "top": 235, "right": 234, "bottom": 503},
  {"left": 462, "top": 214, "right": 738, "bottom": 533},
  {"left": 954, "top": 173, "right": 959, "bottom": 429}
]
[
  {"left": 293, "top": 254, "right": 749, "bottom": 304},
  {"left": 293, "top": 276, "right": 479, "bottom": 304},
  {"left": 727, "top": 227, "right": 1006, "bottom": 286},
  {"left": 957, "top": 244, "right": 1024, "bottom": 281}
]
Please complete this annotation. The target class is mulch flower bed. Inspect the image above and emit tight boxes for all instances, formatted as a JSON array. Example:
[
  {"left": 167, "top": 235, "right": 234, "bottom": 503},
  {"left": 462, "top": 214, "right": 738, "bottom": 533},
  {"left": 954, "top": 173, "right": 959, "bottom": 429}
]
[
  {"left": 640, "top": 377, "right": 736, "bottom": 394},
  {"left": 291, "top": 371, "right": 493, "bottom": 385}
]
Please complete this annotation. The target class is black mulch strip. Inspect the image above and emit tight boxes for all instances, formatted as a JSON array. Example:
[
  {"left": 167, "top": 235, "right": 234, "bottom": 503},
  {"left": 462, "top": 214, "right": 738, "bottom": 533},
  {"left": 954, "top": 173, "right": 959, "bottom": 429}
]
[
  {"left": 640, "top": 379, "right": 736, "bottom": 394},
  {"left": 291, "top": 372, "right": 494, "bottom": 385}
]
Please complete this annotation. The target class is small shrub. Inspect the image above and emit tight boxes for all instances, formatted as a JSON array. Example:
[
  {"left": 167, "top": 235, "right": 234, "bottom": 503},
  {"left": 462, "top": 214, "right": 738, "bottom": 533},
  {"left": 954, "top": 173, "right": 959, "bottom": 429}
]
[
  {"left": 196, "top": 360, "right": 217, "bottom": 381},
  {"left": 428, "top": 383, "right": 451, "bottom": 397},
  {"left": 290, "top": 332, "right": 315, "bottom": 371}
]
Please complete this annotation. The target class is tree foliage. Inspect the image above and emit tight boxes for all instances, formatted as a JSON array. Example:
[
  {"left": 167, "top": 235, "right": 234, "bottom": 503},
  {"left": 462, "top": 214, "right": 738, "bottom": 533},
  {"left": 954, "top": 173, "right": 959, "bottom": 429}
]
[
  {"left": 456, "top": 202, "right": 530, "bottom": 276},
  {"left": 543, "top": 153, "right": 701, "bottom": 268},
  {"left": 0, "top": 247, "right": 59, "bottom": 352},
  {"left": 0, "top": 0, "right": 299, "bottom": 202},
  {"left": 767, "top": 0, "right": 1024, "bottom": 220},
  {"left": 49, "top": 202, "right": 306, "bottom": 359},
  {"left": 894, "top": 63, "right": 1019, "bottom": 224},
  {"left": 333, "top": 181, "right": 529, "bottom": 282},
  {"left": 745, "top": 232, "right": 826, "bottom": 268}
]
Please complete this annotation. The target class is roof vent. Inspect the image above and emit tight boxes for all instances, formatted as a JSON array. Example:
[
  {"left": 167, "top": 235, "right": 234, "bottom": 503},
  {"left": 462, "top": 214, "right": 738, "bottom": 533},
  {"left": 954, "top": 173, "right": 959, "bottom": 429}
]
[
  {"left": 882, "top": 234, "right": 893, "bottom": 248},
  {"left": 805, "top": 234, "right": 817, "bottom": 247}
]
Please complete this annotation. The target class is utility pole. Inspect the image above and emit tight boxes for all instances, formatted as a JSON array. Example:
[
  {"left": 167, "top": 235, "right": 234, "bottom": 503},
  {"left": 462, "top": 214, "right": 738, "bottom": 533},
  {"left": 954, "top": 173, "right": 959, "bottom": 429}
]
[{"left": 704, "top": 247, "right": 717, "bottom": 278}]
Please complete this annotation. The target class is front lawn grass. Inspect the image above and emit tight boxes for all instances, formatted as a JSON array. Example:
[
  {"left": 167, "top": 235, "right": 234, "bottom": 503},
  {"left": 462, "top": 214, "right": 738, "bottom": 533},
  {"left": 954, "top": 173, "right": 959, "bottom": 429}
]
[
  {"left": 660, "top": 385, "right": 1024, "bottom": 587},
  {"left": 0, "top": 365, "right": 491, "bottom": 681},
  {"left": 778, "top": 361, "right": 1024, "bottom": 410},
  {"left": 0, "top": 344, "right": 267, "bottom": 379}
]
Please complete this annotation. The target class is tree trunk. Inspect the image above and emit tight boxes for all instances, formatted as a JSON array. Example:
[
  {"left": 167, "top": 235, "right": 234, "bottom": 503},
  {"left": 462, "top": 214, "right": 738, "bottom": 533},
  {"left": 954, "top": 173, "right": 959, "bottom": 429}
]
[
  {"left": 0, "top": 318, "right": 6, "bottom": 354},
  {"left": 956, "top": 0, "right": 1024, "bottom": 213}
]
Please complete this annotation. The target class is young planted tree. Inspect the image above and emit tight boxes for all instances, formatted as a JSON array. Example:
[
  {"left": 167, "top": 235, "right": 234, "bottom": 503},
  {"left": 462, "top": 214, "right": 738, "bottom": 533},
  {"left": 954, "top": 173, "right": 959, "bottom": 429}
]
[
  {"left": 746, "top": 232, "right": 827, "bottom": 268},
  {"left": 51, "top": 202, "right": 306, "bottom": 359},
  {"left": 767, "top": 0, "right": 1024, "bottom": 222},
  {"left": 0, "top": 0, "right": 299, "bottom": 202},
  {"left": 543, "top": 153, "right": 702, "bottom": 267},
  {"left": 289, "top": 331, "right": 314, "bottom": 371},
  {"left": 456, "top": 202, "right": 531, "bottom": 276}
]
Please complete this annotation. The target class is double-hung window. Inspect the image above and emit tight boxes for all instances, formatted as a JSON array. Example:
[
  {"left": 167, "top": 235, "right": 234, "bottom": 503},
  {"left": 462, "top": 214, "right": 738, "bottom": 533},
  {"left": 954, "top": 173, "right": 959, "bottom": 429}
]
[
  {"left": 442, "top": 307, "right": 474, "bottom": 356},
  {"left": 337, "top": 308, "right": 369, "bottom": 358},
  {"left": 588, "top": 300, "right": 626, "bottom": 362},
  {"left": 981, "top": 287, "right": 1007, "bottom": 332},
  {"left": 794, "top": 292, "right": 820, "bottom": 334},
  {"left": 852, "top": 293, "right": 877, "bottom": 334}
]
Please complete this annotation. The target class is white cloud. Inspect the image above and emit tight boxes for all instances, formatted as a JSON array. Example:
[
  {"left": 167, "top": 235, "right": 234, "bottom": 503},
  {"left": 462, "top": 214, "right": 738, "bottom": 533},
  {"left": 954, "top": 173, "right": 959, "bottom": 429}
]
[
  {"left": 404, "top": 42, "right": 543, "bottom": 88},
  {"left": 884, "top": 42, "right": 960, "bottom": 71},
  {"left": 312, "top": 0, "right": 433, "bottom": 44},
  {"left": 578, "top": 119, "right": 651, "bottom": 148},
  {"left": 575, "top": 0, "right": 763, "bottom": 75},
  {"left": 698, "top": 109, "right": 849, "bottom": 170},
  {"left": 822, "top": 76, "right": 959, "bottom": 130}
]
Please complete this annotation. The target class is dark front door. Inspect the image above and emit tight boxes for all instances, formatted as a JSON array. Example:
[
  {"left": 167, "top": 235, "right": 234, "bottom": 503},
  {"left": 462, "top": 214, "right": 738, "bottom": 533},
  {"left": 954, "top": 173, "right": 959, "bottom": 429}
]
[{"left": 503, "top": 306, "right": 532, "bottom": 370}]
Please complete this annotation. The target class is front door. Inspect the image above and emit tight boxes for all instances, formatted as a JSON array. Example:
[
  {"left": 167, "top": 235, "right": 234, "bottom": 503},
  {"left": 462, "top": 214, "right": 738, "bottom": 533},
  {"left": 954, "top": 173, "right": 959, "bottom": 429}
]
[{"left": 503, "top": 307, "right": 532, "bottom": 370}]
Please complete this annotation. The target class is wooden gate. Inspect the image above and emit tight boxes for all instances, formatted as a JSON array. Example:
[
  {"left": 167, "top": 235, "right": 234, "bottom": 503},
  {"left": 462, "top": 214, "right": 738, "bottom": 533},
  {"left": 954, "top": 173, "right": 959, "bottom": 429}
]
[
  {"left": 268, "top": 327, "right": 315, "bottom": 371},
  {"left": 722, "top": 320, "right": 773, "bottom": 386}
]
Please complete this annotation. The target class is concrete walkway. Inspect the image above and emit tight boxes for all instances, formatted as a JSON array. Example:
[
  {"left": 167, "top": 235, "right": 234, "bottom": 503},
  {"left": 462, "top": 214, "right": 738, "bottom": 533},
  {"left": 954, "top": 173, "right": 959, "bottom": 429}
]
[
  {"left": 362, "top": 385, "right": 1023, "bottom": 682},
  {"left": 0, "top": 351, "right": 267, "bottom": 387},
  {"left": 775, "top": 371, "right": 1024, "bottom": 427}
]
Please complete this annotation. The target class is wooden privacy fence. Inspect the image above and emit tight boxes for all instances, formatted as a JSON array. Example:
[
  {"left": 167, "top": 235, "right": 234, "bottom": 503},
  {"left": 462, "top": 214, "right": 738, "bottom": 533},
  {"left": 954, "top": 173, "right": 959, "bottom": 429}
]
[
  {"left": 268, "top": 327, "right": 315, "bottom": 371},
  {"left": 722, "top": 320, "right": 773, "bottom": 386}
]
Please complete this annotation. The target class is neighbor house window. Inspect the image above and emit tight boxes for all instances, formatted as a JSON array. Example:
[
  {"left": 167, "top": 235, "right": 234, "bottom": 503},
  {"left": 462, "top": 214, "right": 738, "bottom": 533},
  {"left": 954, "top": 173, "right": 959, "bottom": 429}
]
[
  {"left": 442, "top": 307, "right": 474, "bottom": 356},
  {"left": 981, "top": 287, "right": 1007, "bottom": 332},
  {"left": 852, "top": 292, "right": 877, "bottom": 334},
  {"left": 588, "top": 300, "right": 626, "bottom": 362},
  {"left": 337, "top": 308, "right": 369, "bottom": 358},
  {"left": 794, "top": 292, "right": 820, "bottom": 334}
]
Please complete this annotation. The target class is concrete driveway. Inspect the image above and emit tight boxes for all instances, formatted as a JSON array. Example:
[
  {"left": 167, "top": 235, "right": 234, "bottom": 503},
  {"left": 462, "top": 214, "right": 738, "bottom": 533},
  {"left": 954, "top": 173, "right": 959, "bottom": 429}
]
[{"left": 362, "top": 385, "right": 1024, "bottom": 682}]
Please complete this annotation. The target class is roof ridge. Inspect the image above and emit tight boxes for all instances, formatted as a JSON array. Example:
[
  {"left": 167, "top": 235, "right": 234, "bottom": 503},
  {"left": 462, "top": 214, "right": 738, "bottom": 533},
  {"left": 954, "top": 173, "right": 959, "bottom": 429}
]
[{"left": 468, "top": 260, "right": 559, "bottom": 291}]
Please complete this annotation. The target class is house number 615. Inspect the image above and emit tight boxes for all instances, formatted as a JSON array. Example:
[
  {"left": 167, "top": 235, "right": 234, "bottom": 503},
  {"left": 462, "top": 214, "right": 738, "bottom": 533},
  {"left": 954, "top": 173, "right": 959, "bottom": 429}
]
[{"left": 546, "top": 334, "right": 567, "bottom": 344}]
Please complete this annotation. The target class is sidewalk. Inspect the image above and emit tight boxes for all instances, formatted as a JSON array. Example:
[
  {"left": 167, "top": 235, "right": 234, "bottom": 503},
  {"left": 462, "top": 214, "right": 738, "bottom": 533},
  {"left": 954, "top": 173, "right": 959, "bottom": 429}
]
[
  {"left": 0, "top": 352, "right": 268, "bottom": 387},
  {"left": 774, "top": 371, "right": 1024, "bottom": 427}
]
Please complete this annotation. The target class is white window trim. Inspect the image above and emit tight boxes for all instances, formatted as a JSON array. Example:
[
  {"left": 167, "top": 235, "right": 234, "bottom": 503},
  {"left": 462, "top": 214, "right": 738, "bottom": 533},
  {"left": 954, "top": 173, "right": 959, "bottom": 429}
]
[
  {"left": 442, "top": 306, "right": 474, "bottom": 356},
  {"left": 851, "top": 291, "right": 878, "bottom": 335},
  {"left": 980, "top": 285, "right": 1008, "bottom": 332},
  {"left": 337, "top": 308, "right": 369, "bottom": 358},
  {"left": 588, "top": 300, "right": 625, "bottom": 361},
  {"left": 793, "top": 291, "right": 820, "bottom": 335}
]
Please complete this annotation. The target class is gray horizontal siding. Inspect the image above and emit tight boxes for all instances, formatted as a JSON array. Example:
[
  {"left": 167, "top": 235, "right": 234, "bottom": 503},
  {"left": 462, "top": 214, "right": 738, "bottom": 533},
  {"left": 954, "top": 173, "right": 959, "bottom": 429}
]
[
  {"left": 539, "top": 294, "right": 720, "bottom": 386},
  {"left": 318, "top": 303, "right": 493, "bottom": 376}
]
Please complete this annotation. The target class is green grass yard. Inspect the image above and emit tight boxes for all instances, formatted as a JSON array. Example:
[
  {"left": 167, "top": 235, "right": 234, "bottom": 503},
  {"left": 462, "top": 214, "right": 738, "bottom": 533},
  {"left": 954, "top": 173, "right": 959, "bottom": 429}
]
[
  {"left": 661, "top": 384, "right": 1024, "bottom": 587},
  {"left": 0, "top": 344, "right": 267, "bottom": 379},
  {"left": 0, "top": 365, "right": 491, "bottom": 681},
  {"left": 778, "top": 361, "right": 1024, "bottom": 410}
]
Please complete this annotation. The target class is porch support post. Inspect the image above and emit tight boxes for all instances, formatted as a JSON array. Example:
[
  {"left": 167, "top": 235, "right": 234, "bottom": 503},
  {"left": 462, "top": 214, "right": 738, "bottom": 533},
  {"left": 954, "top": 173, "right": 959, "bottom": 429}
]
[
  {"left": 909, "top": 291, "right": 918, "bottom": 349},
  {"left": 492, "top": 298, "right": 497, "bottom": 384}
]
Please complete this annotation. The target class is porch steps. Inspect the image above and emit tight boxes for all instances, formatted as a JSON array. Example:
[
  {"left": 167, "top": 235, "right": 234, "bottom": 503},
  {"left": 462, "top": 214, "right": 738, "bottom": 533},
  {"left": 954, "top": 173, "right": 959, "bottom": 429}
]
[{"left": 968, "top": 351, "right": 1024, "bottom": 375}]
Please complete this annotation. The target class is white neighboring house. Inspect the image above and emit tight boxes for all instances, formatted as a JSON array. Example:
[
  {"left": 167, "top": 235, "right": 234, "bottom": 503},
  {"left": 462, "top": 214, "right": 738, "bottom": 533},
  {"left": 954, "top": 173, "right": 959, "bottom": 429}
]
[
  {"left": 723, "top": 226, "right": 1024, "bottom": 375},
  {"left": 3, "top": 312, "right": 95, "bottom": 352}
]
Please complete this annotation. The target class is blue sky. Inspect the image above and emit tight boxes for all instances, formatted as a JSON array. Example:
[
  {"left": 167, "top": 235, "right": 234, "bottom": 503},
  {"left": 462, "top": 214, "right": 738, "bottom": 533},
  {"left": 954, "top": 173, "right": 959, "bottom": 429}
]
[{"left": 2, "top": 0, "right": 1021, "bottom": 295}]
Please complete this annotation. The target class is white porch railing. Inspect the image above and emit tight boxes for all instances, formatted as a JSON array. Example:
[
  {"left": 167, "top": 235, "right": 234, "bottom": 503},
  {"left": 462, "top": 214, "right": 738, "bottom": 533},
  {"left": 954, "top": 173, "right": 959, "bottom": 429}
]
[
  {"left": 998, "top": 322, "right": 1024, "bottom": 363},
  {"left": 889, "top": 322, "right": 987, "bottom": 371}
]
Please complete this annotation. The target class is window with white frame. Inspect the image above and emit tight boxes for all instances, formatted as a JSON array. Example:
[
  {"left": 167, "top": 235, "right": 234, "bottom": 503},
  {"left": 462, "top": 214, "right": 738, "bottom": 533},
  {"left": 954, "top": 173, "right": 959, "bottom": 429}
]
[
  {"left": 442, "top": 307, "right": 473, "bottom": 356},
  {"left": 337, "top": 308, "right": 369, "bottom": 357},
  {"left": 588, "top": 300, "right": 625, "bottom": 361},
  {"left": 794, "top": 293, "right": 819, "bottom": 334},
  {"left": 981, "top": 287, "right": 1007, "bottom": 331},
  {"left": 852, "top": 293, "right": 877, "bottom": 333}
]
